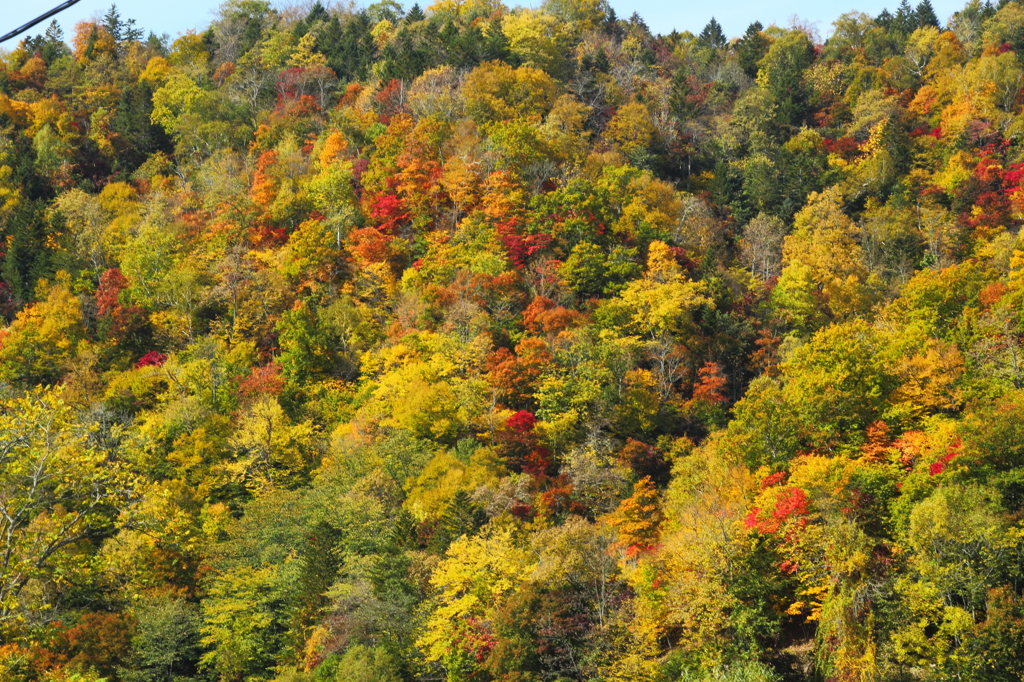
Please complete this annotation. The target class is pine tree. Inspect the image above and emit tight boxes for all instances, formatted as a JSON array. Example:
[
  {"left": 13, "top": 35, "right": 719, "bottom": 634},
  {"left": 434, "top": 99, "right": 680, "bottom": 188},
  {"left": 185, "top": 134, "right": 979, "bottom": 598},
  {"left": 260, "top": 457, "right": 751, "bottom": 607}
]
[
  {"left": 894, "top": 0, "right": 915, "bottom": 33},
  {"left": 915, "top": 0, "right": 941, "bottom": 27},
  {"left": 699, "top": 17, "right": 727, "bottom": 49},
  {"left": 103, "top": 4, "right": 124, "bottom": 43},
  {"left": 406, "top": 3, "right": 426, "bottom": 22},
  {"left": 737, "top": 21, "right": 769, "bottom": 78},
  {"left": 429, "top": 490, "right": 487, "bottom": 553},
  {"left": 291, "top": 521, "right": 341, "bottom": 631}
]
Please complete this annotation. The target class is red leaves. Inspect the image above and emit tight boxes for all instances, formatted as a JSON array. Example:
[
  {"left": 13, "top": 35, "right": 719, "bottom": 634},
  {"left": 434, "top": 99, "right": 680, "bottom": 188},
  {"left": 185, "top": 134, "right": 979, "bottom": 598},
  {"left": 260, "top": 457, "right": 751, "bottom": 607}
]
[
  {"left": 135, "top": 351, "right": 167, "bottom": 368},
  {"left": 96, "top": 268, "right": 128, "bottom": 316},
  {"left": 499, "top": 230, "right": 552, "bottom": 269},
  {"left": 745, "top": 486, "right": 810, "bottom": 539},
  {"left": 929, "top": 447, "right": 959, "bottom": 476},
  {"left": 238, "top": 362, "right": 286, "bottom": 403},
  {"left": 909, "top": 126, "right": 942, "bottom": 139},
  {"left": 369, "top": 193, "right": 409, "bottom": 232},
  {"left": 760, "top": 471, "right": 788, "bottom": 489},
  {"left": 822, "top": 136, "right": 861, "bottom": 158},
  {"left": 374, "top": 79, "right": 407, "bottom": 124},
  {"left": 506, "top": 410, "right": 537, "bottom": 433}
]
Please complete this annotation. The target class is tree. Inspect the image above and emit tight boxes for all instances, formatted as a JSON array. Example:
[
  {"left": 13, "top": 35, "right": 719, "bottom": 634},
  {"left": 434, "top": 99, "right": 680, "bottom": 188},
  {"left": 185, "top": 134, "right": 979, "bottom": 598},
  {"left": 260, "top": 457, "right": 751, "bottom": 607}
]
[
  {"left": 740, "top": 212, "right": 786, "bottom": 281},
  {"left": 755, "top": 29, "right": 815, "bottom": 127},
  {"left": 462, "top": 60, "right": 558, "bottom": 124},
  {"left": 0, "top": 387, "right": 133, "bottom": 631},
  {"left": 737, "top": 21, "right": 770, "bottom": 78},
  {"left": 120, "top": 594, "right": 203, "bottom": 682},
  {"left": 699, "top": 18, "right": 727, "bottom": 49},
  {"left": 418, "top": 526, "right": 537, "bottom": 679},
  {"left": 0, "top": 273, "right": 85, "bottom": 385},
  {"left": 916, "top": 0, "right": 941, "bottom": 27}
]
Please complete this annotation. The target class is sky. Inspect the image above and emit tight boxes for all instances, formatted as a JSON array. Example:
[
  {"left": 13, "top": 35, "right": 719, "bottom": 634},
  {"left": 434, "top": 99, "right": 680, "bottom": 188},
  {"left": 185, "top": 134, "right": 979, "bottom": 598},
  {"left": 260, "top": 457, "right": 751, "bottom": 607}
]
[{"left": 2, "top": 0, "right": 968, "bottom": 48}]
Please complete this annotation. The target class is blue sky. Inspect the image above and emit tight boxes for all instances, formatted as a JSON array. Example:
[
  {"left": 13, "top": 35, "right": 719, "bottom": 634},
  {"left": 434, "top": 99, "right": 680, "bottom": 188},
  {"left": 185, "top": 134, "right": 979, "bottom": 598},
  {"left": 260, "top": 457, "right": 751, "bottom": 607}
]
[{"left": 3, "top": 0, "right": 968, "bottom": 47}]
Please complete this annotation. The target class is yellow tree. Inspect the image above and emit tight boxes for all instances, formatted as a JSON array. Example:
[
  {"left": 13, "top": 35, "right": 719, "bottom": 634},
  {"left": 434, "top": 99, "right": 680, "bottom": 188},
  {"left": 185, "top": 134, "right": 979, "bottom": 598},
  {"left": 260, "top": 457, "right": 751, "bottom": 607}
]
[
  {"left": 0, "top": 273, "right": 85, "bottom": 385},
  {"left": 774, "top": 187, "right": 878, "bottom": 330},
  {"left": 0, "top": 387, "right": 133, "bottom": 631},
  {"left": 418, "top": 525, "right": 536, "bottom": 681}
]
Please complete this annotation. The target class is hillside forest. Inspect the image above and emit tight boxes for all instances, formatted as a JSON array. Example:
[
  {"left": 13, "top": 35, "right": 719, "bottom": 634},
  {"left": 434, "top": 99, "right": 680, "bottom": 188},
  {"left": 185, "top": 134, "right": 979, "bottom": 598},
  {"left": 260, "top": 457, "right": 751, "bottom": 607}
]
[{"left": 4, "top": 0, "right": 1024, "bottom": 680}]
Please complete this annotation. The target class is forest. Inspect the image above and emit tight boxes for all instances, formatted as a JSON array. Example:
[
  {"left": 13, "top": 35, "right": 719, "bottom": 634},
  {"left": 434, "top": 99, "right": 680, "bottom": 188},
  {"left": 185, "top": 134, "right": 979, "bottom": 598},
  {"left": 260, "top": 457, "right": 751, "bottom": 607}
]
[{"left": 2, "top": 0, "right": 1024, "bottom": 679}]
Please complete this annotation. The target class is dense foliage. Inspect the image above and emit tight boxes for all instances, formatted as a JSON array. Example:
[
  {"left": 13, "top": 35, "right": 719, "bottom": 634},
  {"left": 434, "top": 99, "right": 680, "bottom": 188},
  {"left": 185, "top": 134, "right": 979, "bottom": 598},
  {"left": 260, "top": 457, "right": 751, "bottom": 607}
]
[{"left": 3, "top": 0, "right": 1024, "bottom": 680}]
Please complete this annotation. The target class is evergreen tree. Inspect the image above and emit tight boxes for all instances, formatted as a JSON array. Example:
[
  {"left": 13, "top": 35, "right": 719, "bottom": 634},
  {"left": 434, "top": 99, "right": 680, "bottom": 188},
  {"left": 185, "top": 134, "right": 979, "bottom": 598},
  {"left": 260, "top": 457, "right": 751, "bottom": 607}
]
[
  {"left": 103, "top": 4, "right": 143, "bottom": 47},
  {"left": 737, "top": 21, "right": 769, "bottom": 78},
  {"left": 293, "top": 1, "right": 329, "bottom": 37},
  {"left": 428, "top": 490, "right": 487, "bottom": 553},
  {"left": 406, "top": 3, "right": 426, "bottom": 23},
  {"left": 318, "top": 12, "right": 377, "bottom": 82},
  {"left": 699, "top": 17, "right": 727, "bottom": 49},
  {"left": 894, "top": 0, "right": 916, "bottom": 33},
  {"left": 291, "top": 521, "right": 342, "bottom": 632},
  {"left": 915, "top": 0, "right": 941, "bottom": 27},
  {"left": 24, "top": 22, "right": 69, "bottom": 64}
]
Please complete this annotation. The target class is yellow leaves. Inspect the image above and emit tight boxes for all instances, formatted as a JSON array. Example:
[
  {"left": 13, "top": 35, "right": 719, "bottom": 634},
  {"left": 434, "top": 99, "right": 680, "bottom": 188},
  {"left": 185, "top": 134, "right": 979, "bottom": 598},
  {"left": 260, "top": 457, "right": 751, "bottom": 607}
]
[
  {"left": 356, "top": 331, "right": 491, "bottom": 443},
  {"left": 418, "top": 525, "right": 536, "bottom": 663},
  {"left": 609, "top": 241, "right": 712, "bottom": 340},
  {"left": 28, "top": 97, "right": 65, "bottom": 138},
  {"left": 462, "top": 60, "right": 557, "bottom": 124},
  {"left": 0, "top": 94, "right": 32, "bottom": 128},
  {"left": 287, "top": 33, "right": 328, "bottom": 69},
  {"left": 371, "top": 19, "right": 396, "bottom": 50},
  {"left": 139, "top": 56, "right": 172, "bottom": 85},
  {"left": 258, "top": 30, "right": 299, "bottom": 70},
  {"left": 151, "top": 73, "right": 205, "bottom": 131},
  {"left": 0, "top": 385, "right": 132, "bottom": 625},
  {"left": 778, "top": 187, "right": 877, "bottom": 324},
  {"left": 409, "top": 66, "right": 466, "bottom": 122},
  {"left": 613, "top": 369, "right": 662, "bottom": 436},
  {"left": 404, "top": 448, "right": 505, "bottom": 520},
  {"left": 0, "top": 273, "right": 85, "bottom": 385},
  {"left": 889, "top": 338, "right": 964, "bottom": 418},
  {"left": 229, "top": 395, "right": 319, "bottom": 491},
  {"left": 605, "top": 101, "right": 656, "bottom": 157},
  {"left": 89, "top": 107, "right": 116, "bottom": 157},
  {"left": 502, "top": 9, "right": 563, "bottom": 72},
  {"left": 168, "top": 30, "right": 211, "bottom": 75},
  {"left": 539, "top": 94, "right": 591, "bottom": 164},
  {"left": 427, "top": 0, "right": 505, "bottom": 18},
  {"left": 0, "top": 165, "right": 21, "bottom": 224},
  {"left": 655, "top": 442, "right": 756, "bottom": 659}
]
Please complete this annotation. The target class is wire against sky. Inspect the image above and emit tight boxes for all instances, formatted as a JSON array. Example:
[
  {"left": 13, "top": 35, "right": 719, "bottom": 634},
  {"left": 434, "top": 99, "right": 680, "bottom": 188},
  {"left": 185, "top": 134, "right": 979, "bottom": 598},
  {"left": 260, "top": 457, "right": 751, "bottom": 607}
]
[{"left": 0, "top": 0, "right": 85, "bottom": 44}]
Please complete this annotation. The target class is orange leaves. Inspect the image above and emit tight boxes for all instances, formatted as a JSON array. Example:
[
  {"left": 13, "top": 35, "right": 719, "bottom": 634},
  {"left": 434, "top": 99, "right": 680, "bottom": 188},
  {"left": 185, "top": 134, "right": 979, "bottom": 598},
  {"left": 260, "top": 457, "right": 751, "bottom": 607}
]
[
  {"left": 250, "top": 149, "right": 280, "bottom": 210},
  {"left": 486, "top": 337, "right": 552, "bottom": 408},
  {"left": 238, "top": 361, "right": 286, "bottom": 405},
  {"left": 522, "top": 296, "right": 584, "bottom": 337},
  {"left": 690, "top": 362, "right": 728, "bottom": 405},
  {"left": 608, "top": 477, "right": 664, "bottom": 552},
  {"left": 347, "top": 226, "right": 396, "bottom": 266},
  {"left": 96, "top": 268, "right": 129, "bottom": 316},
  {"left": 317, "top": 131, "right": 349, "bottom": 168}
]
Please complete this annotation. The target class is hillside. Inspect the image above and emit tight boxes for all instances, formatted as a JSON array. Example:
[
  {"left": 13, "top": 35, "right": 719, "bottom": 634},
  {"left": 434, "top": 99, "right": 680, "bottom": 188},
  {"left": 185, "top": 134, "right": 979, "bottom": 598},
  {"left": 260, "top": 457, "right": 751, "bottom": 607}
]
[{"left": 2, "top": 1, "right": 1024, "bottom": 681}]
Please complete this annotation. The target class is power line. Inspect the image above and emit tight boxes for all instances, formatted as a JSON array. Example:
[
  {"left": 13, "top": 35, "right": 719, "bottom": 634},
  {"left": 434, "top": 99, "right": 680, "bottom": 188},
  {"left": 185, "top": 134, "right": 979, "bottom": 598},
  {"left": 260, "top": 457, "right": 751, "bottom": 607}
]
[{"left": 0, "top": 0, "right": 86, "bottom": 45}]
